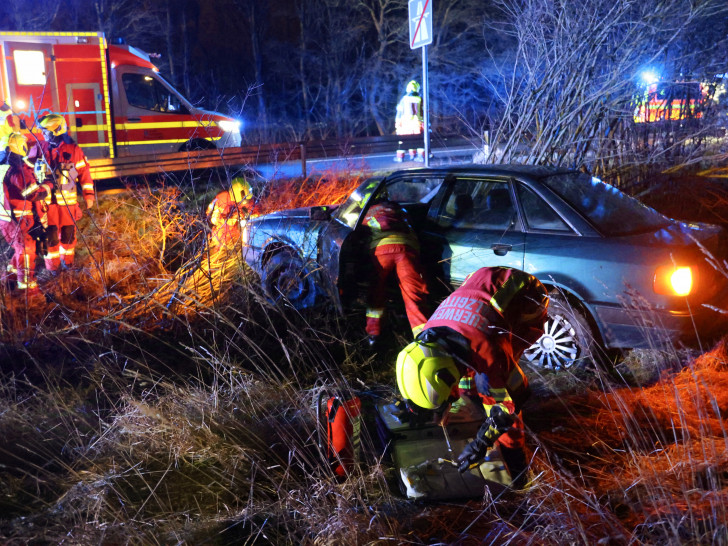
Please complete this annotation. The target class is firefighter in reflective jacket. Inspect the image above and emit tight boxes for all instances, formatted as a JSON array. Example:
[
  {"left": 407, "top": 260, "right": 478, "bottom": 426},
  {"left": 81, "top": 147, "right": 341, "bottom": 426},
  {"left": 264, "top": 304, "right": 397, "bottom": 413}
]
[
  {"left": 0, "top": 133, "right": 52, "bottom": 294},
  {"left": 396, "top": 267, "right": 549, "bottom": 488},
  {"left": 0, "top": 104, "right": 21, "bottom": 175},
  {"left": 394, "top": 80, "right": 424, "bottom": 162},
  {"left": 36, "top": 114, "right": 95, "bottom": 271},
  {"left": 206, "top": 178, "right": 255, "bottom": 248},
  {"left": 362, "top": 191, "right": 429, "bottom": 345}
]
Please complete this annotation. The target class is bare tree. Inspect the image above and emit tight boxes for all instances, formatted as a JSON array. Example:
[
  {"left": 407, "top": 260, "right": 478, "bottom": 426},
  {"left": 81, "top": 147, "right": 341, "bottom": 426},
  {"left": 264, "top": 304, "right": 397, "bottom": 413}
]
[
  {"left": 93, "top": 0, "right": 166, "bottom": 44},
  {"left": 481, "top": 0, "right": 728, "bottom": 175},
  {"left": 1, "top": 1, "right": 61, "bottom": 31},
  {"left": 357, "top": 0, "right": 409, "bottom": 135}
]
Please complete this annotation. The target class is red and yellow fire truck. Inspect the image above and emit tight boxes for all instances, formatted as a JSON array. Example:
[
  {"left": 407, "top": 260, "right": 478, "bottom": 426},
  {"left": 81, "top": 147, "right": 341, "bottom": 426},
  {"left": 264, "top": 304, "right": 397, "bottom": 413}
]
[
  {"left": 633, "top": 81, "right": 704, "bottom": 123},
  {"left": 0, "top": 31, "right": 241, "bottom": 177}
]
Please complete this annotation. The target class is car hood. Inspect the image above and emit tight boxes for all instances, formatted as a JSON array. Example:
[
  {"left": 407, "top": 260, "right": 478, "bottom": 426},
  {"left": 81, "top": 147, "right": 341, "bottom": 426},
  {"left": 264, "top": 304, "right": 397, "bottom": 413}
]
[
  {"left": 252, "top": 206, "right": 317, "bottom": 221},
  {"left": 247, "top": 206, "right": 333, "bottom": 263}
]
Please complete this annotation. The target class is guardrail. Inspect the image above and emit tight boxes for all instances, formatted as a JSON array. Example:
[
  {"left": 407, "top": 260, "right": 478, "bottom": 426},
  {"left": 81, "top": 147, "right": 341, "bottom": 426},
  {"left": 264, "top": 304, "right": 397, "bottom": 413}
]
[{"left": 88, "top": 133, "right": 475, "bottom": 180}]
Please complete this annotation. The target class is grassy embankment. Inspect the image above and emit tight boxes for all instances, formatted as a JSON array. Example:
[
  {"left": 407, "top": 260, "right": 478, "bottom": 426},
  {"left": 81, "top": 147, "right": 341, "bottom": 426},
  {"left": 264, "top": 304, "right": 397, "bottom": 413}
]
[{"left": 0, "top": 169, "right": 727, "bottom": 544}]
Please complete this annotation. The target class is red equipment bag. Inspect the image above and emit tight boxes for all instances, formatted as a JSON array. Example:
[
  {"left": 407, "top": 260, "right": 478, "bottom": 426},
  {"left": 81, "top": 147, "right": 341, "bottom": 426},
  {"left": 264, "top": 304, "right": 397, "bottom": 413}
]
[{"left": 326, "top": 394, "right": 362, "bottom": 477}]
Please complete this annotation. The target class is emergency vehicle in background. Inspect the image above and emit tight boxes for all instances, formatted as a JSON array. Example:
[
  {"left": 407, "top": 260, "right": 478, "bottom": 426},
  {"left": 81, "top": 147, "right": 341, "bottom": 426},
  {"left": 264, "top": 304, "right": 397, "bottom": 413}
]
[
  {"left": 633, "top": 80, "right": 704, "bottom": 123},
  {"left": 0, "top": 31, "right": 241, "bottom": 176}
]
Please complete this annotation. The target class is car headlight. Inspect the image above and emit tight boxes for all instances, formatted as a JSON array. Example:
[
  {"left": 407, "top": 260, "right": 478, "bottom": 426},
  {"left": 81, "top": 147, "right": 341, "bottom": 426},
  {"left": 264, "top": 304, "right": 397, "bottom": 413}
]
[
  {"left": 654, "top": 265, "right": 694, "bottom": 296},
  {"left": 217, "top": 119, "right": 241, "bottom": 132}
]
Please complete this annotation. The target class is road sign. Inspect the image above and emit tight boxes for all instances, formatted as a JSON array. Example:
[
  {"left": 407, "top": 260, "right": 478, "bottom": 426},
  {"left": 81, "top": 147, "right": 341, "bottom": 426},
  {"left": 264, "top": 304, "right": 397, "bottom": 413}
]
[{"left": 409, "top": 0, "right": 432, "bottom": 49}]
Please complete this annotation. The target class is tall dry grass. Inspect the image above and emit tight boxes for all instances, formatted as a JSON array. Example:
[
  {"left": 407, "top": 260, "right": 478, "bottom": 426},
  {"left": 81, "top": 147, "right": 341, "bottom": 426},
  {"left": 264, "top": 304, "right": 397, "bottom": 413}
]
[{"left": 0, "top": 168, "right": 727, "bottom": 544}]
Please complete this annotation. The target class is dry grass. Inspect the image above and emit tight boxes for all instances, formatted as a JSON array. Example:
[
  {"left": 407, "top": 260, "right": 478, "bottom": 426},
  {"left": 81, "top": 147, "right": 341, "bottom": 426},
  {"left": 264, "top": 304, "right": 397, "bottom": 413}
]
[{"left": 1, "top": 167, "right": 728, "bottom": 544}]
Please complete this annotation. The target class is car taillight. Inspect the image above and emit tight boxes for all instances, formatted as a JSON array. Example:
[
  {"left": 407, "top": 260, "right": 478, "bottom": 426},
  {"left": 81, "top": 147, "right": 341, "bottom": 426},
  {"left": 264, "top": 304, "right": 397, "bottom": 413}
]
[{"left": 654, "top": 265, "right": 694, "bottom": 296}]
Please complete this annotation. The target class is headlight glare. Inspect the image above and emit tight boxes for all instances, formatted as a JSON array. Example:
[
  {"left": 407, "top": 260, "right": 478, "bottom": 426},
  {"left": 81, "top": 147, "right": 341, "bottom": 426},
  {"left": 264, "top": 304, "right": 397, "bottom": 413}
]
[{"left": 217, "top": 120, "right": 241, "bottom": 132}]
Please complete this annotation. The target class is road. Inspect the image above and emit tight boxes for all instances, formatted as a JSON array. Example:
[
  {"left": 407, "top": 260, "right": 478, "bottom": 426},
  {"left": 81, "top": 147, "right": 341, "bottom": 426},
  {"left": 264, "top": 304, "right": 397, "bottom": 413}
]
[{"left": 254, "top": 141, "right": 481, "bottom": 180}]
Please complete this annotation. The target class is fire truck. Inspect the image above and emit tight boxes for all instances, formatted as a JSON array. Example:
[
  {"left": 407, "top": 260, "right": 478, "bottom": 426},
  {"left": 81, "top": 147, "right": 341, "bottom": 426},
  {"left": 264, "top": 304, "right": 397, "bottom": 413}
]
[
  {"left": 0, "top": 31, "right": 242, "bottom": 177},
  {"left": 633, "top": 80, "right": 704, "bottom": 123}
]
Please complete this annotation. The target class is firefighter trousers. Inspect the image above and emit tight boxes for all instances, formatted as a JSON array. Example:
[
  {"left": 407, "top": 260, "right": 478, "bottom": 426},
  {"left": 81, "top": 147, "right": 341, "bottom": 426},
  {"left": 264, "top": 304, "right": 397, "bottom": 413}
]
[
  {"left": 366, "top": 247, "right": 429, "bottom": 338},
  {"left": 43, "top": 203, "right": 83, "bottom": 271}
]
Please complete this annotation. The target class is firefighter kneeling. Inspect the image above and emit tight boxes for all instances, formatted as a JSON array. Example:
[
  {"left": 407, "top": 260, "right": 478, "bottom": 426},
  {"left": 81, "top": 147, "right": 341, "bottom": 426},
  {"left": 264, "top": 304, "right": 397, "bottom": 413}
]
[{"left": 395, "top": 267, "right": 549, "bottom": 488}]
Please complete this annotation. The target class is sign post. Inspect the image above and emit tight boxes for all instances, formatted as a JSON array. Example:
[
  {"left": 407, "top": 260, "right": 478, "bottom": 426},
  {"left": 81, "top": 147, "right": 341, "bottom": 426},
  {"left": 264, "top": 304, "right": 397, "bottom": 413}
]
[{"left": 409, "top": 0, "right": 432, "bottom": 166}]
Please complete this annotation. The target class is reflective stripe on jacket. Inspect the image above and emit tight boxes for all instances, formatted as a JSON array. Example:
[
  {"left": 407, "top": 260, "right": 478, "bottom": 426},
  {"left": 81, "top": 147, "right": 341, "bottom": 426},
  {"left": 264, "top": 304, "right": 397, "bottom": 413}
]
[
  {"left": 363, "top": 201, "right": 420, "bottom": 252},
  {"left": 40, "top": 140, "right": 94, "bottom": 206}
]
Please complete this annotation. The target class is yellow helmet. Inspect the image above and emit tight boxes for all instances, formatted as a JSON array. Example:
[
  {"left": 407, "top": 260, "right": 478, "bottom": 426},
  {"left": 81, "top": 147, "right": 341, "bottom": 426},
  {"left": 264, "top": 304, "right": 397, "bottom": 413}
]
[
  {"left": 230, "top": 178, "right": 252, "bottom": 203},
  {"left": 7, "top": 132, "right": 28, "bottom": 156},
  {"left": 39, "top": 114, "right": 68, "bottom": 137},
  {"left": 396, "top": 340, "right": 460, "bottom": 410},
  {"left": 406, "top": 80, "right": 420, "bottom": 94}
]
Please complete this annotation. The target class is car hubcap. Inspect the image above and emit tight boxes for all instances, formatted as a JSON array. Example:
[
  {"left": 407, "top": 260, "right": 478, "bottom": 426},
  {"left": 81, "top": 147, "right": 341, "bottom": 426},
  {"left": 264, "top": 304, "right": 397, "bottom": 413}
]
[
  {"left": 523, "top": 313, "right": 579, "bottom": 370},
  {"left": 275, "top": 270, "right": 305, "bottom": 300}
]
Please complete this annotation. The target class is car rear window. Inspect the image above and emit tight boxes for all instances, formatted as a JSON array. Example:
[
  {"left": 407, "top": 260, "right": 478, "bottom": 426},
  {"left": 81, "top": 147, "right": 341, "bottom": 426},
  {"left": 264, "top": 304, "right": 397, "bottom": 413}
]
[{"left": 541, "top": 173, "right": 671, "bottom": 235}]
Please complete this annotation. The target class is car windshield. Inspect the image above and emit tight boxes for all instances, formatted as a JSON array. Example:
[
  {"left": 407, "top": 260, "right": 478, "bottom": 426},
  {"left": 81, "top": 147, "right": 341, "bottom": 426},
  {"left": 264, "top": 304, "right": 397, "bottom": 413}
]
[
  {"left": 334, "top": 177, "right": 382, "bottom": 228},
  {"left": 541, "top": 173, "right": 671, "bottom": 235}
]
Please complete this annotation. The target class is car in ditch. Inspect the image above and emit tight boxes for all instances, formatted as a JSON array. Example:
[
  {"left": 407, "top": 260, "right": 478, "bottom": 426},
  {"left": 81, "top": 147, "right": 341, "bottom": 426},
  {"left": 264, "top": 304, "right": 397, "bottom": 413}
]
[{"left": 243, "top": 165, "right": 728, "bottom": 371}]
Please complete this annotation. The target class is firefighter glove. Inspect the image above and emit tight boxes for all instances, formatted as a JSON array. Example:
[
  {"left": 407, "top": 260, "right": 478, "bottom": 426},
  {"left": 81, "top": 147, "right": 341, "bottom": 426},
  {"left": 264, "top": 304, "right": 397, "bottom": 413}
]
[
  {"left": 457, "top": 406, "right": 515, "bottom": 472},
  {"left": 457, "top": 435, "right": 491, "bottom": 472}
]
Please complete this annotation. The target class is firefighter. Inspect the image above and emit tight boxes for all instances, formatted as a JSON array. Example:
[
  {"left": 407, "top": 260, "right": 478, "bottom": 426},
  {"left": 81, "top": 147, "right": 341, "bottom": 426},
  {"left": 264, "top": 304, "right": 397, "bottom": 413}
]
[
  {"left": 0, "top": 103, "right": 21, "bottom": 172},
  {"left": 36, "top": 113, "right": 95, "bottom": 272},
  {"left": 394, "top": 80, "right": 425, "bottom": 162},
  {"left": 362, "top": 189, "right": 429, "bottom": 347},
  {"left": 395, "top": 266, "right": 549, "bottom": 488},
  {"left": 206, "top": 177, "right": 255, "bottom": 249},
  {"left": 0, "top": 133, "right": 52, "bottom": 295}
]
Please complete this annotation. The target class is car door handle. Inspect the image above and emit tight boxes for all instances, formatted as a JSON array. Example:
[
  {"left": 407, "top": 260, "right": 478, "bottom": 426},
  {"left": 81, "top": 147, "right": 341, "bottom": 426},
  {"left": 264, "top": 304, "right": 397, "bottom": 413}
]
[
  {"left": 491, "top": 243, "right": 512, "bottom": 256},
  {"left": 128, "top": 117, "right": 141, "bottom": 122}
]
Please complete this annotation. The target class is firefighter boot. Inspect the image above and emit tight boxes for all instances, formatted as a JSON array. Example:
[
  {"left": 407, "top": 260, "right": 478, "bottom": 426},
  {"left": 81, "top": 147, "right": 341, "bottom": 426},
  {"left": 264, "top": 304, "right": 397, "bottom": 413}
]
[{"left": 500, "top": 446, "right": 529, "bottom": 489}]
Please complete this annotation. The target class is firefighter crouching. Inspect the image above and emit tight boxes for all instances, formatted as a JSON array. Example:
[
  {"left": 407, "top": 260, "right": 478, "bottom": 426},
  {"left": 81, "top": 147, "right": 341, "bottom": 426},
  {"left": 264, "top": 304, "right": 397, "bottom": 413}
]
[
  {"left": 36, "top": 113, "right": 95, "bottom": 272},
  {"left": 395, "top": 267, "right": 549, "bottom": 488},
  {"left": 206, "top": 177, "right": 256, "bottom": 249},
  {"left": 0, "top": 133, "right": 53, "bottom": 295}
]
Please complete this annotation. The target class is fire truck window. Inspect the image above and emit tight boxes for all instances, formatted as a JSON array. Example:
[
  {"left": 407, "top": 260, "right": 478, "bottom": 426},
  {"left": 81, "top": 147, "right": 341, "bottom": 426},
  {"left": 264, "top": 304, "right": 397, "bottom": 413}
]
[
  {"left": 14, "top": 50, "right": 47, "bottom": 85},
  {"left": 122, "top": 73, "right": 183, "bottom": 113}
]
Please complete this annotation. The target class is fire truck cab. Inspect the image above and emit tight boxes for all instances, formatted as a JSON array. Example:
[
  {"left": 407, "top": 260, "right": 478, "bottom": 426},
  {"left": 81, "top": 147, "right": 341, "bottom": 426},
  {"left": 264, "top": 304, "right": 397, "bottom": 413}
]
[{"left": 0, "top": 31, "right": 241, "bottom": 160}]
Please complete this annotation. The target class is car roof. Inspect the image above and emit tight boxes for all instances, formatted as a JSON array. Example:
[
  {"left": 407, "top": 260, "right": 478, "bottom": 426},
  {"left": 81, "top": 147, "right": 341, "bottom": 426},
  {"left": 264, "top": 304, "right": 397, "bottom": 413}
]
[{"left": 392, "top": 163, "right": 575, "bottom": 179}]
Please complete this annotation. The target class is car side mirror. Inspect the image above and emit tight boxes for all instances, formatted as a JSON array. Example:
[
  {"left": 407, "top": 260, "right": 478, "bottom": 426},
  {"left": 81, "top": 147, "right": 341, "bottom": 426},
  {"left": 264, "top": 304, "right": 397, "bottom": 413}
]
[{"left": 310, "top": 205, "right": 332, "bottom": 221}]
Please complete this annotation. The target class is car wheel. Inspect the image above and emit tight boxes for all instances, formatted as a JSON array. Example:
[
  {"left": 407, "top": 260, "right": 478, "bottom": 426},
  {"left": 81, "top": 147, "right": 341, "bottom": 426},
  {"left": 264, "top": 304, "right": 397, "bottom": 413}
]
[
  {"left": 522, "top": 291, "right": 599, "bottom": 371},
  {"left": 180, "top": 138, "right": 215, "bottom": 151},
  {"left": 261, "top": 250, "right": 320, "bottom": 310}
]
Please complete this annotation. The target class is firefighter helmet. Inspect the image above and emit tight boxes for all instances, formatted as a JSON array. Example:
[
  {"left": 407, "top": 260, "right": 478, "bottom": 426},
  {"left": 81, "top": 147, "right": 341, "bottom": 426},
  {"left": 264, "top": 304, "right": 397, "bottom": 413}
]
[
  {"left": 230, "top": 178, "right": 252, "bottom": 203},
  {"left": 6, "top": 132, "right": 28, "bottom": 157},
  {"left": 396, "top": 340, "right": 460, "bottom": 410},
  {"left": 39, "top": 114, "right": 68, "bottom": 137},
  {"left": 406, "top": 80, "right": 421, "bottom": 94}
]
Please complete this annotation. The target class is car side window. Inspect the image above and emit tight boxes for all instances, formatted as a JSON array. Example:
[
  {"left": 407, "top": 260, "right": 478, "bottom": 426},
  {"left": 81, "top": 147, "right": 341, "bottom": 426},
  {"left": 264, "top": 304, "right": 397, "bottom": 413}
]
[
  {"left": 439, "top": 179, "right": 517, "bottom": 230},
  {"left": 385, "top": 177, "right": 444, "bottom": 205},
  {"left": 516, "top": 183, "right": 572, "bottom": 232}
]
